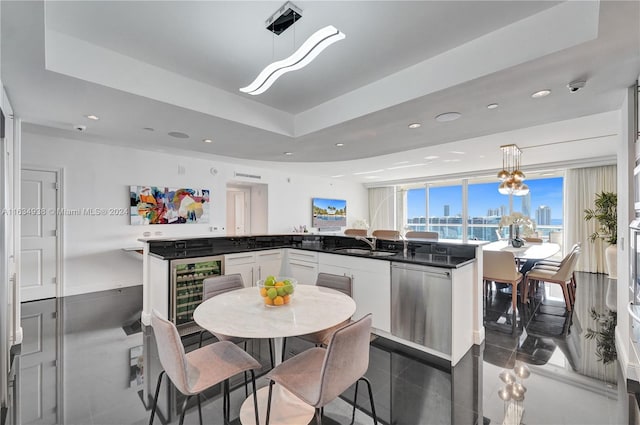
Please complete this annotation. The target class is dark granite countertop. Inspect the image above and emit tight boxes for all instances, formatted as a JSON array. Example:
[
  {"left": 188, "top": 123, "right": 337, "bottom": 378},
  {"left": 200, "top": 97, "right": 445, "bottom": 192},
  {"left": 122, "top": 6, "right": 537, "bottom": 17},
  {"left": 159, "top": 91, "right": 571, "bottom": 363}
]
[{"left": 145, "top": 235, "right": 477, "bottom": 269}]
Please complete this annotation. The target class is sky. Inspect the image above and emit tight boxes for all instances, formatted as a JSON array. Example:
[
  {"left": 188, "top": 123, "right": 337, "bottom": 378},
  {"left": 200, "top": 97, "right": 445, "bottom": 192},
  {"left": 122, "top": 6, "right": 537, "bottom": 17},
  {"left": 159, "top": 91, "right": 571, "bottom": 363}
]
[{"left": 407, "top": 177, "right": 563, "bottom": 220}]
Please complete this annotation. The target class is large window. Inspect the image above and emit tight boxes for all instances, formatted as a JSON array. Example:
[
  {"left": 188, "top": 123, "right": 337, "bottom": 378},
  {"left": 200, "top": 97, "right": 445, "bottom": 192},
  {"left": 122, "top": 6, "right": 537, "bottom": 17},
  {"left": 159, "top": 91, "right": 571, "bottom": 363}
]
[
  {"left": 428, "top": 184, "right": 462, "bottom": 240},
  {"left": 400, "top": 174, "right": 564, "bottom": 242}
]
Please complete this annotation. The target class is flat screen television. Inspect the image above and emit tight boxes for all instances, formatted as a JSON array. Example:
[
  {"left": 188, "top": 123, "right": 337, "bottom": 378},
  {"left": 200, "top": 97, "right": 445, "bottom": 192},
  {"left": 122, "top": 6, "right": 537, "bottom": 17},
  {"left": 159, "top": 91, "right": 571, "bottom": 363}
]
[{"left": 312, "top": 198, "right": 347, "bottom": 228}]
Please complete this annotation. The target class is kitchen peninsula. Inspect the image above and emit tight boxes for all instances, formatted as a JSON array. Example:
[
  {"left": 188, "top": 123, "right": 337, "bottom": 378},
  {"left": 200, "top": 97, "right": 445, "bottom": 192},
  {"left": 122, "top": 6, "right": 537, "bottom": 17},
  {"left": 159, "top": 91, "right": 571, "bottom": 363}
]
[
  {"left": 139, "top": 234, "right": 483, "bottom": 420},
  {"left": 141, "top": 234, "right": 484, "bottom": 359}
]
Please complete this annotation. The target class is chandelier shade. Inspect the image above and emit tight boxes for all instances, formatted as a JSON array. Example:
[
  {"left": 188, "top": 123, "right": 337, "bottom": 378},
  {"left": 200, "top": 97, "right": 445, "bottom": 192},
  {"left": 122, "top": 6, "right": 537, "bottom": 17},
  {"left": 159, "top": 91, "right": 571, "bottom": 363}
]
[{"left": 497, "top": 144, "right": 529, "bottom": 196}]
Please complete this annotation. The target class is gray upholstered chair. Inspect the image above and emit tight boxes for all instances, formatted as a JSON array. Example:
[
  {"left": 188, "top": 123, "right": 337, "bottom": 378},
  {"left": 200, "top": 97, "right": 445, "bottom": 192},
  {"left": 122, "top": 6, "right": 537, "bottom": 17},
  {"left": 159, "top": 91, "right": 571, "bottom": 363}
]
[
  {"left": 344, "top": 228, "right": 368, "bottom": 237},
  {"left": 483, "top": 250, "right": 523, "bottom": 329},
  {"left": 405, "top": 231, "right": 438, "bottom": 240},
  {"left": 281, "top": 273, "right": 353, "bottom": 361},
  {"left": 265, "top": 314, "right": 377, "bottom": 425},
  {"left": 149, "top": 310, "right": 261, "bottom": 425},
  {"left": 524, "top": 250, "right": 580, "bottom": 310},
  {"left": 199, "top": 274, "right": 274, "bottom": 368}
]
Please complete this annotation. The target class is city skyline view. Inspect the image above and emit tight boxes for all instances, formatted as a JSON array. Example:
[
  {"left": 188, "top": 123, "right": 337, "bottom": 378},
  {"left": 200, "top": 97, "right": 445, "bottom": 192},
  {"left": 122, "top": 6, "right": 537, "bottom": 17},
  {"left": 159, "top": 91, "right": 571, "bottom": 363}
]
[{"left": 406, "top": 177, "right": 563, "bottom": 222}]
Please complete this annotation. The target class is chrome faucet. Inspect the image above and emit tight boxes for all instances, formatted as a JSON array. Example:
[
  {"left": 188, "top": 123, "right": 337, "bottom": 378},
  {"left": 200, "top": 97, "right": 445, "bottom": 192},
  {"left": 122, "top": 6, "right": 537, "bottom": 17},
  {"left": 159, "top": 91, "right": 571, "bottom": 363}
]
[
  {"left": 355, "top": 235, "right": 377, "bottom": 250},
  {"left": 399, "top": 234, "right": 408, "bottom": 258}
]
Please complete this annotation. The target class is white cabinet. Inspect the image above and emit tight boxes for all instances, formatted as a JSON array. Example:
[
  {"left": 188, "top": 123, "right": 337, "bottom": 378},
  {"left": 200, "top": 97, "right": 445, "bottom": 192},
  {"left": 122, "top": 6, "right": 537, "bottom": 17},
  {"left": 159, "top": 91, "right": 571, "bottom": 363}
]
[
  {"left": 255, "top": 249, "right": 283, "bottom": 281},
  {"left": 224, "top": 252, "right": 256, "bottom": 287},
  {"left": 318, "top": 253, "right": 391, "bottom": 333},
  {"left": 285, "top": 249, "right": 318, "bottom": 285},
  {"left": 225, "top": 249, "right": 283, "bottom": 286}
]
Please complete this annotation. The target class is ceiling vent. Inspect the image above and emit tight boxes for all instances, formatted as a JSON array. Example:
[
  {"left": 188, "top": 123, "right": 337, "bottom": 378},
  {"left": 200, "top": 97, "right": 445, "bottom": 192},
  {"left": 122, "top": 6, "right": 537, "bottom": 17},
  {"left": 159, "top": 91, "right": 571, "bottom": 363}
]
[
  {"left": 265, "top": 2, "right": 302, "bottom": 35},
  {"left": 235, "top": 172, "right": 262, "bottom": 180}
]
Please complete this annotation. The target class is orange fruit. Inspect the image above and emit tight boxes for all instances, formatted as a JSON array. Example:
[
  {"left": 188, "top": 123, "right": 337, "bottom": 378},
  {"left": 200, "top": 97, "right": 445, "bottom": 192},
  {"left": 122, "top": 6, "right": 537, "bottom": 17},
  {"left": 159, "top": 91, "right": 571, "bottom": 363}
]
[
  {"left": 275, "top": 281, "right": 284, "bottom": 288},
  {"left": 283, "top": 295, "right": 290, "bottom": 304},
  {"left": 260, "top": 287, "right": 268, "bottom": 297},
  {"left": 264, "top": 296, "right": 273, "bottom": 305},
  {"left": 273, "top": 296, "right": 284, "bottom": 306}
]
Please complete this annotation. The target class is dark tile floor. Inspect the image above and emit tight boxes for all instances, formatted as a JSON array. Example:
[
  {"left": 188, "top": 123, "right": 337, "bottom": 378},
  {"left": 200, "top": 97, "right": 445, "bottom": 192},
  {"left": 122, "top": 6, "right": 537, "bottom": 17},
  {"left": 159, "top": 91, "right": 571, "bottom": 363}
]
[{"left": 18, "top": 272, "right": 626, "bottom": 425}]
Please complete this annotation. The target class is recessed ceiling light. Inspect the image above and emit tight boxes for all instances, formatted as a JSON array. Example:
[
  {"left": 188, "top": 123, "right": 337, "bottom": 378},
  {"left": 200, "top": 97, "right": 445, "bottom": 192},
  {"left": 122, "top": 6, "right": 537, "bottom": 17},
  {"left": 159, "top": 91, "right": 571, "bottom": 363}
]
[
  {"left": 424, "top": 155, "right": 440, "bottom": 160},
  {"left": 168, "top": 131, "right": 189, "bottom": 139},
  {"left": 450, "top": 151, "right": 465, "bottom": 155},
  {"left": 435, "top": 112, "right": 461, "bottom": 122},
  {"left": 143, "top": 127, "right": 155, "bottom": 131},
  {"left": 487, "top": 103, "right": 499, "bottom": 109},
  {"left": 335, "top": 143, "right": 344, "bottom": 147},
  {"left": 531, "top": 89, "right": 551, "bottom": 98},
  {"left": 331, "top": 174, "right": 344, "bottom": 178},
  {"left": 408, "top": 123, "right": 421, "bottom": 129},
  {"left": 85, "top": 114, "right": 99, "bottom": 120},
  {"left": 353, "top": 169, "right": 385, "bottom": 175},
  {"left": 284, "top": 152, "right": 293, "bottom": 156},
  {"left": 203, "top": 139, "right": 213, "bottom": 143}
]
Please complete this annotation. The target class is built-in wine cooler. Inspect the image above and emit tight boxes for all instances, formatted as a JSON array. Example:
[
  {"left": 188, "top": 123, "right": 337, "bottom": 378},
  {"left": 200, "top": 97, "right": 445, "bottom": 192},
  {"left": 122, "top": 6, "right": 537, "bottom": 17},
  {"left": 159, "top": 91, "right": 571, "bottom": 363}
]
[{"left": 170, "top": 256, "right": 224, "bottom": 336}]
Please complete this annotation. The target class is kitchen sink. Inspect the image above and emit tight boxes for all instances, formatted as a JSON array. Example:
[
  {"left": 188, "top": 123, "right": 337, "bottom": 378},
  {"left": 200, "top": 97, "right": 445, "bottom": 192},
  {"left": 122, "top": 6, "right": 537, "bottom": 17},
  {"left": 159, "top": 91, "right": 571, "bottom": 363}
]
[
  {"left": 333, "top": 248, "right": 372, "bottom": 255},
  {"left": 369, "top": 251, "right": 397, "bottom": 257},
  {"left": 333, "top": 248, "right": 397, "bottom": 257}
]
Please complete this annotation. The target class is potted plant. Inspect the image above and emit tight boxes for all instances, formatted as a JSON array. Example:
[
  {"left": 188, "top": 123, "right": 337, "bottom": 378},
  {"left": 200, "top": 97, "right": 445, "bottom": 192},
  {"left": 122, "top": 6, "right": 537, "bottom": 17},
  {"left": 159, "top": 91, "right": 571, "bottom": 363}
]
[{"left": 584, "top": 191, "right": 617, "bottom": 278}]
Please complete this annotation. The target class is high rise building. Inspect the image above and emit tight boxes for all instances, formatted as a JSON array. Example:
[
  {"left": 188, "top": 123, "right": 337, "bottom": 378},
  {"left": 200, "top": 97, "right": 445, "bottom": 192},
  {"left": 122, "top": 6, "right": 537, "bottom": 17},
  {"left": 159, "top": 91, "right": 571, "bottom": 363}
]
[
  {"left": 444, "top": 205, "right": 450, "bottom": 216},
  {"left": 521, "top": 193, "right": 531, "bottom": 217},
  {"left": 500, "top": 205, "right": 507, "bottom": 216},
  {"left": 536, "top": 205, "right": 552, "bottom": 225}
]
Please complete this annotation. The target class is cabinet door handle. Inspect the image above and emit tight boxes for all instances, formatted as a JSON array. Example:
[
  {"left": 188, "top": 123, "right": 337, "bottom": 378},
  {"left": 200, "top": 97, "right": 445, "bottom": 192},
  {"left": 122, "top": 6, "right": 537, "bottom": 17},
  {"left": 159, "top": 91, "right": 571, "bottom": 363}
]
[
  {"left": 229, "top": 255, "right": 254, "bottom": 260},
  {"left": 292, "top": 263, "right": 316, "bottom": 269}
]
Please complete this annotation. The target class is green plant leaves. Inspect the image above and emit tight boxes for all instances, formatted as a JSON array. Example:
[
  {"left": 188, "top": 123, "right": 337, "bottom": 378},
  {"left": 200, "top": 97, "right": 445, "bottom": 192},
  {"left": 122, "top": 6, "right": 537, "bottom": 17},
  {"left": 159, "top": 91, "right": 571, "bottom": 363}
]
[{"left": 584, "top": 191, "right": 617, "bottom": 245}]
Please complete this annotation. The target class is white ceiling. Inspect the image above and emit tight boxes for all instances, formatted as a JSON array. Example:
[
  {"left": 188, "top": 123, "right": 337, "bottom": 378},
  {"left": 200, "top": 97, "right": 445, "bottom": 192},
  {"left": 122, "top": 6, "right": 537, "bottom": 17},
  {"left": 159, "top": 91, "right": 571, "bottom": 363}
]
[{"left": 1, "top": 1, "right": 639, "bottom": 183}]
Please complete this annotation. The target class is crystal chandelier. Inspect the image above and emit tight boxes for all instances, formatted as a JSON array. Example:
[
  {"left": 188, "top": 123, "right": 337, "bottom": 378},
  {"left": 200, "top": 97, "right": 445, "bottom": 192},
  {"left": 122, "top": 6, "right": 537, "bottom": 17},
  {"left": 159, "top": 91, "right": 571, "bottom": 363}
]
[{"left": 497, "top": 144, "right": 529, "bottom": 196}]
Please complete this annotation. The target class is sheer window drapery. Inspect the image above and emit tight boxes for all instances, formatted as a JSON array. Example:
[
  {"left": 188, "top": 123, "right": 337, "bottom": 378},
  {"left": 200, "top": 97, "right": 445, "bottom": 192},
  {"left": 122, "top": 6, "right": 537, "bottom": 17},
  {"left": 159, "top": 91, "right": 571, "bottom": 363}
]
[{"left": 565, "top": 165, "right": 616, "bottom": 273}]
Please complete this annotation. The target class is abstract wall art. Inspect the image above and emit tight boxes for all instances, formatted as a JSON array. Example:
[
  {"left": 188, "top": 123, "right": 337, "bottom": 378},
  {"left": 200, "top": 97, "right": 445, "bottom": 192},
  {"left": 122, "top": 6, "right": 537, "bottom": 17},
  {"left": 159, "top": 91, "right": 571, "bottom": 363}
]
[{"left": 130, "top": 186, "right": 210, "bottom": 225}]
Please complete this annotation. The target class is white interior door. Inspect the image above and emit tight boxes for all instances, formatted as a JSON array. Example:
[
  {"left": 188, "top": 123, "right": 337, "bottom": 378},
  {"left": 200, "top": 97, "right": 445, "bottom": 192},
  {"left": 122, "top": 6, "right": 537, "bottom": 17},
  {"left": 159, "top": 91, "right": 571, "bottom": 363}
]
[
  {"left": 20, "top": 299, "right": 58, "bottom": 424},
  {"left": 21, "top": 169, "right": 58, "bottom": 301},
  {"left": 234, "top": 192, "right": 246, "bottom": 235}
]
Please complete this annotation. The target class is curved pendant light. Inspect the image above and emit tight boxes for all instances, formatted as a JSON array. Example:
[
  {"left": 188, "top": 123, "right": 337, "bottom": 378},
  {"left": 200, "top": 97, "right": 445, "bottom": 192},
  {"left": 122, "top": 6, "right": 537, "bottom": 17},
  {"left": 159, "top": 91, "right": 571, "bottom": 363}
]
[{"left": 240, "top": 25, "right": 345, "bottom": 96}]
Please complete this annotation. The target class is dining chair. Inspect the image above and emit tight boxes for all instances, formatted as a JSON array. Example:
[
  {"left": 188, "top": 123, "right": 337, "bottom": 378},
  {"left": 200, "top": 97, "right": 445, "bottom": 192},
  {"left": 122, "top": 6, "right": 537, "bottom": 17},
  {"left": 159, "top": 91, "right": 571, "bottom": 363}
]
[
  {"left": 371, "top": 229, "right": 400, "bottom": 240},
  {"left": 149, "top": 310, "right": 261, "bottom": 425},
  {"left": 344, "top": 228, "right": 368, "bottom": 237},
  {"left": 281, "top": 273, "right": 353, "bottom": 361},
  {"left": 529, "top": 245, "right": 581, "bottom": 304},
  {"left": 523, "top": 250, "right": 580, "bottom": 311},
  {"left": 265, "top": 314, "right": 377, "bottom": 425},
  {"left": 483, "top": 251, "right": 523, "bottom": 329},
  {"left": 405, "top": 231, "right": 439, "bottom": 240},
  {"left": 523, "top": 237, "right": 543, "bottom": 243},
  {"left": 199, "top": 274, "right": 274, "bottom": 393}
]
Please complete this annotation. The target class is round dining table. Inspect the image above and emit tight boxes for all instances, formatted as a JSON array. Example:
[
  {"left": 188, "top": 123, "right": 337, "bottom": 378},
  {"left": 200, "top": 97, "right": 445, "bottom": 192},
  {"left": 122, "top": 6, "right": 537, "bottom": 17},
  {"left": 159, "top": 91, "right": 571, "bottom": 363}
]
[{"left": 193, "top": 284, "right": 356, "bottom": 425}]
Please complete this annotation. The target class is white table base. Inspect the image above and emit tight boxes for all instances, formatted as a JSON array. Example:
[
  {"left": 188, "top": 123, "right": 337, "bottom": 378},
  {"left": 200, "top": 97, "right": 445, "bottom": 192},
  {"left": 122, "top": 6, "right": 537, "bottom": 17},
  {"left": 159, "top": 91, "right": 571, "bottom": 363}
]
[{"left": 239, "top": 385, "right": 314, "bottom": 425}]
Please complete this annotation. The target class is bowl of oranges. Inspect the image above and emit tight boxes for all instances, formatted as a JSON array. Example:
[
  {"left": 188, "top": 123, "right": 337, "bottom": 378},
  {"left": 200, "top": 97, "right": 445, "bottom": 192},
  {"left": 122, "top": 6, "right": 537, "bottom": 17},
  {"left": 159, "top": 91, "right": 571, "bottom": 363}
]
[{"left": 257, "top": 276, "right": 296, "bottom": 307}]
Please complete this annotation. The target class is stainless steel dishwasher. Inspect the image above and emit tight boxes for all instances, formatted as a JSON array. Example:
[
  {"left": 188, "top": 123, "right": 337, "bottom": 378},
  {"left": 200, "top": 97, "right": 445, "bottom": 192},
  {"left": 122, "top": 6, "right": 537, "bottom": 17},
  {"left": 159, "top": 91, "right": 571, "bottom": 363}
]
[{"left": 391, "top": 262, "right": 452, "bottom": 354}]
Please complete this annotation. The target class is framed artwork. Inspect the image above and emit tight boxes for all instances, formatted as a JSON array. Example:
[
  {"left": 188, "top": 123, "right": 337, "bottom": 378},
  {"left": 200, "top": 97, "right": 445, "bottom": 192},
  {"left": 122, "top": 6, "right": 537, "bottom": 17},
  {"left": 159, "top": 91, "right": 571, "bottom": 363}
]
[
  {"left": 130, "top": 186, "right": 210, "bottom": 225},
  {"left": 312, "top": 198, "right": 347, "bottom": 228}
]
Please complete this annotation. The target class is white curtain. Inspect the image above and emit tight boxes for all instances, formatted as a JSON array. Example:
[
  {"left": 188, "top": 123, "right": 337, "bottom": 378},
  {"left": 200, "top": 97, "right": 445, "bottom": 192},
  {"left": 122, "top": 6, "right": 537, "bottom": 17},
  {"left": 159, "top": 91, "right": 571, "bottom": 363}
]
[
  {"left": 565, "top": 165, "right": 617, "bottom": 273},
  {"left": 368, "top": 187, "right": 395, "bottom": 231}
]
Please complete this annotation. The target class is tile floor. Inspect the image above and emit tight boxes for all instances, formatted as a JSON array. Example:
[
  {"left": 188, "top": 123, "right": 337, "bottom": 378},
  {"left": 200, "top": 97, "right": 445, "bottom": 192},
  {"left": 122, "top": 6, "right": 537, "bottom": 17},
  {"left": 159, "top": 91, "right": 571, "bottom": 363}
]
[{"left": 18, "top": 272, "right": 627, "bottom": 425}]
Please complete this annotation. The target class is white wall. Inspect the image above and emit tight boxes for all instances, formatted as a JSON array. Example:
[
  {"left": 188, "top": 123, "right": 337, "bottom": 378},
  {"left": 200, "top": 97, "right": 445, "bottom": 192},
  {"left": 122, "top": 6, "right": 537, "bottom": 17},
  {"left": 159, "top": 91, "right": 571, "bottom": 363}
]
[{"left": 22, "top": 130, "right": 368, "bottom": 296}]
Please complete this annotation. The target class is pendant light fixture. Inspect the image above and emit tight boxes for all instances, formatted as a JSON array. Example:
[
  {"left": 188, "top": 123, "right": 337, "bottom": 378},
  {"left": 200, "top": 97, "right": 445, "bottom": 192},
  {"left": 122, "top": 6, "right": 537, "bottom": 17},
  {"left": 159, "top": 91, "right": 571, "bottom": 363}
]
[
  {"left": 240, "top": 23, "right": 345, "bottom": 95},
  {"left": 497, "top": 144, "right": 529, "bottom": 196}
]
